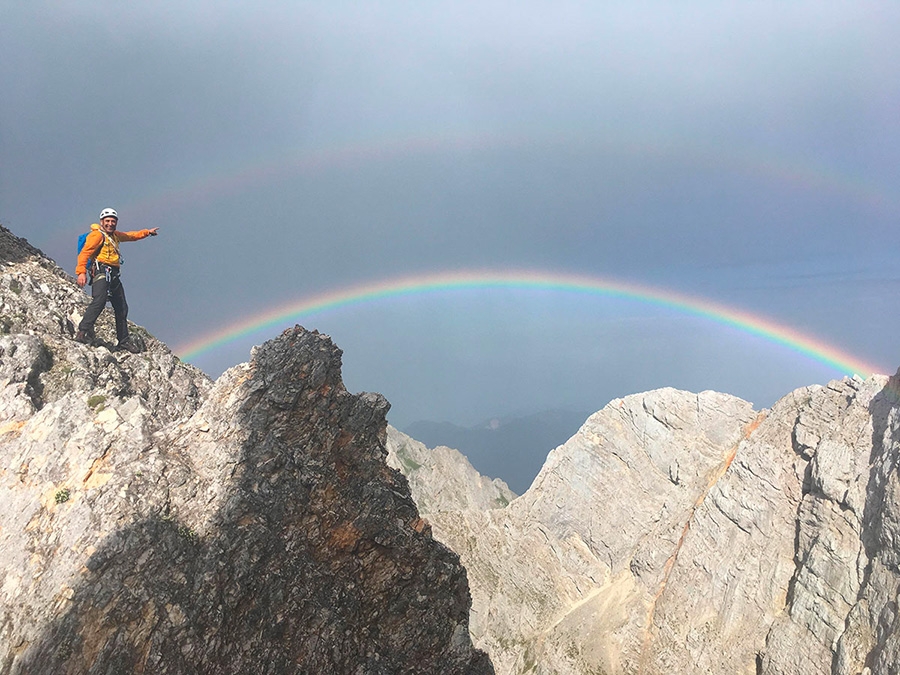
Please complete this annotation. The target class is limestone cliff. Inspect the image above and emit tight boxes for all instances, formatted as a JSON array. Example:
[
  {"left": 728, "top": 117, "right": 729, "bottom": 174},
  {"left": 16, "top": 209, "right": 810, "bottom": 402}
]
[
  {"left": 395, "top": 376, "right": 900, "bottom": 674},
  {"left": 385, "top": 426, "right": 516, "bottom": 514},
  {"left": 0, "top": 225, "right": 492, "bottom": 674}
]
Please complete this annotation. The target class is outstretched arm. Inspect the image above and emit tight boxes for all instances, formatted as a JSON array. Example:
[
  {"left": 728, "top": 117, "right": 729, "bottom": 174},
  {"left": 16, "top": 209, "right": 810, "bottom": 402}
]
[{"left": 118, "top": 228, "right": 159, "bottom": 241}]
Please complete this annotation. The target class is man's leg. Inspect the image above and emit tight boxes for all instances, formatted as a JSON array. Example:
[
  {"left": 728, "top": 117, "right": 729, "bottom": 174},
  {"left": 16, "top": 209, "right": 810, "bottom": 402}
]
[
  {"left": 77, "top": 275, "right": 108, "bottom": 340},
  {"left": 108, "top": 276, "right": 130, "bottom": 344}
]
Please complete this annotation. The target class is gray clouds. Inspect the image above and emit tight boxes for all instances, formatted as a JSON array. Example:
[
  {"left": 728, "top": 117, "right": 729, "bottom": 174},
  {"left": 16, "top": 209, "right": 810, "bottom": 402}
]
[{"left": 2, "top": 1, "right": 898, "bottom": 427}]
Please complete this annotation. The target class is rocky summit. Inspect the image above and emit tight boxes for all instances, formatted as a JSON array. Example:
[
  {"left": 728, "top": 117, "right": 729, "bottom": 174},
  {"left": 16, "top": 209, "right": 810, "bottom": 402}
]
[
  {"left": 390, "top": 374, "right": 900, "bottom": 674},
  {"left": 0, "top": 224, "right": 492, "bottom": 674}
]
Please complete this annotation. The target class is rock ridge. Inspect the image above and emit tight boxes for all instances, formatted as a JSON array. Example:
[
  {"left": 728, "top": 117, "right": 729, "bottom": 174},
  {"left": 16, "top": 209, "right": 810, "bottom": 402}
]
[{"left": 0, "top": 225, "right": 492, "bottom": 673}]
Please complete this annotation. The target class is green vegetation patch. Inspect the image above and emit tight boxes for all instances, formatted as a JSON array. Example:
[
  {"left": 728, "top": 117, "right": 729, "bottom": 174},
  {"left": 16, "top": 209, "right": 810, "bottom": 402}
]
[
  {"left": 177, "top": 524, "right": 199, "bottom": 542},
  {"left": 87, "top": 394, "right": 107, "bottom": 410},
  {"left": 395, "top": 445, "right": 423, "bottom": 473}
]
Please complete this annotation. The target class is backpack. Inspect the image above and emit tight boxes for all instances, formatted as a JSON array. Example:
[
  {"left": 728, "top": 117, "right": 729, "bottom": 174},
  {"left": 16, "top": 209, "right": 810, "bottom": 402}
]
[
  {"left": 77, "top": 229, "right": 110, "bottom": 278},
  {"left": 77, "top": 232, "right": 90, "bottom": 257}
]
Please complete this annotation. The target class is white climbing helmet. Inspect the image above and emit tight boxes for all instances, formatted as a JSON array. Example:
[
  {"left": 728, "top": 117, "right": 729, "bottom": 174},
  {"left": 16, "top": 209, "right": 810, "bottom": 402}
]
[{"left": 99, "top": 207, "right": 118, "bottom": 220}]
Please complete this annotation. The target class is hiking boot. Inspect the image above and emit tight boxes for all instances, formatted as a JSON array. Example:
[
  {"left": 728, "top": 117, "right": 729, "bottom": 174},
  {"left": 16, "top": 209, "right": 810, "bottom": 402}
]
[
  {"left": 117, "top": 338, "right": 141, "bottom": 354},
  {"left": 75, "top": 330, "right": 93, "bottom": 344}
]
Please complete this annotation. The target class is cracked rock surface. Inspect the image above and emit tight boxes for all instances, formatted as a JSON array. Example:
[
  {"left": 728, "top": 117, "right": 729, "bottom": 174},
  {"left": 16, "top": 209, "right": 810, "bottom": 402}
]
[
  {"left": 394, "top": 377, "right": 900, "bottom": 675},
  {"left": 0, "top": 225, "right": 492, "bottom": 674}
]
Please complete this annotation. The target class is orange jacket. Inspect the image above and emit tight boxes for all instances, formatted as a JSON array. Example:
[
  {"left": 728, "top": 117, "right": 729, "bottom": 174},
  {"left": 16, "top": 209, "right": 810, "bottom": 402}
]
[{"left": 76, "top": 223, "right": 155, "bottom": 275}]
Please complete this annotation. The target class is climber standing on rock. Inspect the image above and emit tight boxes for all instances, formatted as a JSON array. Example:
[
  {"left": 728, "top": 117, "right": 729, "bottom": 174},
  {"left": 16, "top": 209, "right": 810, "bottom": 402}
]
[{"left": 75, "top": 208, "right": 158, "bottom": 353}]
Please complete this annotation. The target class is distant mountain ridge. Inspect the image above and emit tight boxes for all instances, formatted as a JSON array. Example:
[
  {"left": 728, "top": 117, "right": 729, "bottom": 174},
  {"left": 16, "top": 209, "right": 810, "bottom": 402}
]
[
  {"left": 403, "top": 409, "right": 591, "bottom": 494},
  {"left": 385, "top": 426, "right": 516, "bottom": 514}
]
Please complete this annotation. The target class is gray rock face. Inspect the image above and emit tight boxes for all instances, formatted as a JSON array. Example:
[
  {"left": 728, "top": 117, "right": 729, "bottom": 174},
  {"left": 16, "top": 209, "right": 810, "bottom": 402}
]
[
  {"left": 426, "top": 389, "right": 762, "bottom": 674},
  {"left": 0, "top": 225, "right": 492, "bottom": 674},
  {"left": 758, "top": 376, "right": 900, "bottom": 675},
  {"left": 396, "top": 376, "right": 900, "bottom": 674},
  {"left": 385, "top": 426, "right": 516, "bottom": 514}
]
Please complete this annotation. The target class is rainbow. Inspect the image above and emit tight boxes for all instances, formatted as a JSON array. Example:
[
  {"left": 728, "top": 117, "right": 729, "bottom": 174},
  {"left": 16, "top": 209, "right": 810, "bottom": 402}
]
[
  {"left": 175, "top": 269, "right": 885, "bottom": 377},
  {"left": 128, "top": 132, "right": 895, "bottom": 219},
  {"left": 42, "top": 132, "right": 894, "bottom": 262}
]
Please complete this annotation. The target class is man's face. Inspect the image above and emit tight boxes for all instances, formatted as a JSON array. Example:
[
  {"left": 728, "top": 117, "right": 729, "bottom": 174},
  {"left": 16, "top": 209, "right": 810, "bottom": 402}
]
[{"left": 100, "top": 217, "right": 117, "bottom": 233}]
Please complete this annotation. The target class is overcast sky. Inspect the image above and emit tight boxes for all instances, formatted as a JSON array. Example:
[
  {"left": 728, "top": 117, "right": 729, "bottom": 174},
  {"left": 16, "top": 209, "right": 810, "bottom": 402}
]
[{"left": 2, "top": 1, "right": 898, "bottom": 429}]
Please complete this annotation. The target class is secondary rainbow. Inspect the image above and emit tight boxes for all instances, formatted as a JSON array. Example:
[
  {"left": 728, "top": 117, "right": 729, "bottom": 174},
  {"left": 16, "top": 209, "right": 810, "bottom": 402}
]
[
  {"left": 175, "top": 270, "right": 884, "bottom": 377},
  {"left": 43, "top": 132, "right": 893, "bottom": 256},
  {"left": 128, "top": 132, "right": 894, "bottom": 218}
]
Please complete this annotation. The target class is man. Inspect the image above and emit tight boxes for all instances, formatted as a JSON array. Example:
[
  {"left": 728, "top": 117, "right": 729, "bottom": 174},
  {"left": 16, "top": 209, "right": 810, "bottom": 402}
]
[{"left": 75, "top": 207, "right": 158, "bottom": 352}]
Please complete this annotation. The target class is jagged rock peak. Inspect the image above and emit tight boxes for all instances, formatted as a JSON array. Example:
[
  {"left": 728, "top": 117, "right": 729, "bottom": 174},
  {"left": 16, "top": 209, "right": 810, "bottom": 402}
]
[{"left": 0, "top": 223, "right": 493, "bottom": 674}]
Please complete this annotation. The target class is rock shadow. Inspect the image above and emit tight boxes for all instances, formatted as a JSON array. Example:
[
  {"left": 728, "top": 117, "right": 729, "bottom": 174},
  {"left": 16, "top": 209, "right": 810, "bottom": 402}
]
[{"left": 830, "top": 369, "right": 900, "bottom": 673}]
